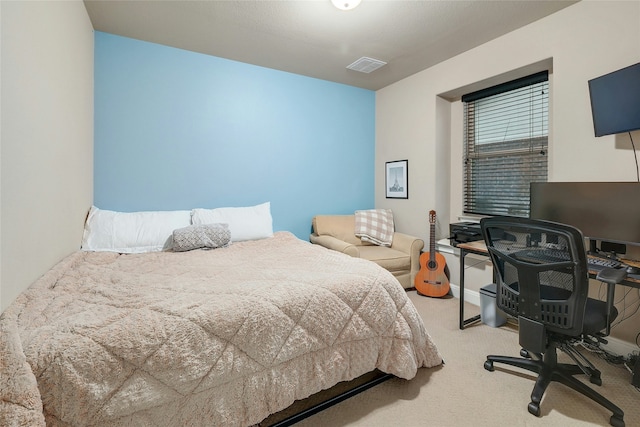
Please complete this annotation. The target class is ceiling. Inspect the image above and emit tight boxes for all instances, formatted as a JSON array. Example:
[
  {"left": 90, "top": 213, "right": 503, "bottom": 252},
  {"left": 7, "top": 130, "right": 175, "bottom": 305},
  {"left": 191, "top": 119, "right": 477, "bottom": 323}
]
[{"left": 84, "top": 0, "right": 578, "bottom": 91}]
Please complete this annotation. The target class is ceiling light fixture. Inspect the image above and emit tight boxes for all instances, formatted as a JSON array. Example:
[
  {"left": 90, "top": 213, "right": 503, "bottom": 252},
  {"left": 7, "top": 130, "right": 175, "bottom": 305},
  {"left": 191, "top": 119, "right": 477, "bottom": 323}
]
[{"left": 331, "top": 0, "right": 362, "bottom": 11}]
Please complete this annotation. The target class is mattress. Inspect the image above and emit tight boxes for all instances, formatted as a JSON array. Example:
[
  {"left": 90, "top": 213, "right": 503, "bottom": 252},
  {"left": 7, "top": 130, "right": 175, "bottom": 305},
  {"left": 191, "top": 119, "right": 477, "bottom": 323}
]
[{"left": 0, "top": 231, "right": 442, "bottom": 426}]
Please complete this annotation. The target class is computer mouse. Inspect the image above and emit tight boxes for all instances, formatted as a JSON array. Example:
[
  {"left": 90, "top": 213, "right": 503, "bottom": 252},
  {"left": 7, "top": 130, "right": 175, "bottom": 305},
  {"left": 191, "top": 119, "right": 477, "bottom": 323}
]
[{"left": 626, "top": 265, "right": 640, "bottom": 275}]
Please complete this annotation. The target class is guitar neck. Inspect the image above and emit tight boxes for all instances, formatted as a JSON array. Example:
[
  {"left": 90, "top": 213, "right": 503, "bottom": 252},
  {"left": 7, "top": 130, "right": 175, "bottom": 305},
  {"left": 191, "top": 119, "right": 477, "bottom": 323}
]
[{"left": 430, "top": 222, "right": 436, "bottom": 261}]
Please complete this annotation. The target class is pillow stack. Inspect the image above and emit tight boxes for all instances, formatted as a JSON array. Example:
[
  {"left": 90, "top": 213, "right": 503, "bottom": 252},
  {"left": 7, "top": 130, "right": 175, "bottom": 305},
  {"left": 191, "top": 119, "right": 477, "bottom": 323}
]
[{"left": 81, "top": 202, "right": 273, "bottom": 253}]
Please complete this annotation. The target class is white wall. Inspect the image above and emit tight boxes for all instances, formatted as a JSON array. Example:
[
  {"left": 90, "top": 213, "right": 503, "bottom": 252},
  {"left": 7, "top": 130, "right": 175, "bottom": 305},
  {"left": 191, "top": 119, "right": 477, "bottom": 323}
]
[
  {"left": 0, "top": 1, "right": 94, "bottom": 312},
  {"left": 376, "top": 1, "right": 640, "bottom": 345},
  {"left": 377, "top": 0, "right": 640, "bottom": 241}
]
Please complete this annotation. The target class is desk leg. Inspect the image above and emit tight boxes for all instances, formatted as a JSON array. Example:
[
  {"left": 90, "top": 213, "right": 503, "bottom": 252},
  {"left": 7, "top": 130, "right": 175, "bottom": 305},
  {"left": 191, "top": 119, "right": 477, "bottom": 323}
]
[
  {"left": 459, "top": 248, "right": 481, "bottom": 330},
  {"left": 459, "top": 249, "right": 466, "bottom": 329}
]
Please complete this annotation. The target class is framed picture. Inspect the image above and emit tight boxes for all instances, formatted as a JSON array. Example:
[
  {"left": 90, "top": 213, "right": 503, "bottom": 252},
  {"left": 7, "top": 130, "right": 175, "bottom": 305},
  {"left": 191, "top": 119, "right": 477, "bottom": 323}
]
[{"left": 385, "top": 160, "right": 408, "bottom": 199}]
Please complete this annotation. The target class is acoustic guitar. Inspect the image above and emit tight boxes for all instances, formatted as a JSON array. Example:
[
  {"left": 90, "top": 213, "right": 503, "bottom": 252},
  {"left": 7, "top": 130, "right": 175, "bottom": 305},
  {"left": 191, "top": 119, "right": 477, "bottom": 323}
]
[{"left": 415, "top": 210, "right": 450, "bottom": 298}]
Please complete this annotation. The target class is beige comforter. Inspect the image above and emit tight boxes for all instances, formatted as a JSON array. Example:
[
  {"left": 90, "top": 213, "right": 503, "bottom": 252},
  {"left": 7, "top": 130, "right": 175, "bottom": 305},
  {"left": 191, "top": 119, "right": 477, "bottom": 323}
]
[{"left": 0, "top": 232, "right": 442, "bottom": 426}]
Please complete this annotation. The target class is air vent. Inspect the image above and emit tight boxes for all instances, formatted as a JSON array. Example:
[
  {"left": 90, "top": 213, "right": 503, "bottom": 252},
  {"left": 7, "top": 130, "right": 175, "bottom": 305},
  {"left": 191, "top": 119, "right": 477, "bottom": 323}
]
[{"left": 346, "top": 57, "right": 387, "bottom": 73}]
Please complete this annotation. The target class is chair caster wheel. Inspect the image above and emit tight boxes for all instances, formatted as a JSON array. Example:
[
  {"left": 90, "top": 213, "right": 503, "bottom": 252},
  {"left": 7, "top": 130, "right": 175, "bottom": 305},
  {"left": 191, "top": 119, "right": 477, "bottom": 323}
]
[
  {"left": 609, "top": 414, "right": 625, "bottom": 427},
  {"left": 520, "top": 349, "right": 530, "bottom": 358},
  {"left": 484, "top": 360, "right": 494, "bottom": 371},
  {"left": 590, "top": 376, "right": 602, "bottom": 386},
  {"left": 528, "top": 402, "right": 541, "bottom": 417}
]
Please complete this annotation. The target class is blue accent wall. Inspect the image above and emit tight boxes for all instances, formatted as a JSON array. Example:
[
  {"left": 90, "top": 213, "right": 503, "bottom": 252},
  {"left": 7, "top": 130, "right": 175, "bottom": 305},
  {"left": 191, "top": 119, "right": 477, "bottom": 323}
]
[{"left": 94, "top": 32, "right": 375, "bottom": 239}]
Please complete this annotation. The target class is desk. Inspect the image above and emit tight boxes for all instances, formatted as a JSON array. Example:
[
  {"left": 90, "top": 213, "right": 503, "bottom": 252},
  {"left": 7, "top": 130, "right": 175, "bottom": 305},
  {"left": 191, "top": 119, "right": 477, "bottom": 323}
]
[
  {"left": 456, "top": 241, "right": 640, "bottom": 330},
  {"left": 457, "top": 241, "right": 491, "bottom": 330}
]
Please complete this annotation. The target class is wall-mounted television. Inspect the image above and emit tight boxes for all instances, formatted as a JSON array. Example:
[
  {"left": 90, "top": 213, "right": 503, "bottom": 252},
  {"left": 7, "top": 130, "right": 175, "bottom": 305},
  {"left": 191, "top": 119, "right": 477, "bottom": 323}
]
[
  {"left": 530, "top": 182, "right": 640, "bottom": 247},
  {"left": 588, "top": 62, "right": 640, "bottom": 137}
]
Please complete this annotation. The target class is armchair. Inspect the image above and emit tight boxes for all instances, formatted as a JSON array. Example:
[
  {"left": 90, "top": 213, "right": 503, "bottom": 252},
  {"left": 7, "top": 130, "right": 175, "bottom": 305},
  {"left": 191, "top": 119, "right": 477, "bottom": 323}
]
[
  {"left": 480, "top": 216, "right": 626, "bottom": 427},
  {"left": 310, "top": 214, "right": 424, "bottom": 289}
]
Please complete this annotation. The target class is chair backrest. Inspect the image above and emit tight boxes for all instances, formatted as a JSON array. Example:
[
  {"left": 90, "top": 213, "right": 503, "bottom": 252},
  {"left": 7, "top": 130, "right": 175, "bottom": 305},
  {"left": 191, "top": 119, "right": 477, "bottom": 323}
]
[
  {"left": 312, "top": 215, "right": 370, "bottom": 246},
  {"left": 480, "top": 217, "right": 590, "bottom": 351}
]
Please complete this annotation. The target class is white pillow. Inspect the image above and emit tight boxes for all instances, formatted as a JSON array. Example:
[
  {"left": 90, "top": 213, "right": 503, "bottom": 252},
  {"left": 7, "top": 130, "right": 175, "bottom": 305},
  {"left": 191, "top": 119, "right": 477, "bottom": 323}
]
[
  {"left": 81, "top": 206, "right": 192, "bottom": 253},
  {"left": 191, "top": 202, "right": 273, "bottom": 242}
]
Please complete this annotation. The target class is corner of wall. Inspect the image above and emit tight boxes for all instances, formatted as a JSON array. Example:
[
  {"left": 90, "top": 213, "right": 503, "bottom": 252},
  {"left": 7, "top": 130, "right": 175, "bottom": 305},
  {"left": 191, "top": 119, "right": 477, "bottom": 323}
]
[{"left": 0, "top": 0, "right": 94, "bottom": 312}]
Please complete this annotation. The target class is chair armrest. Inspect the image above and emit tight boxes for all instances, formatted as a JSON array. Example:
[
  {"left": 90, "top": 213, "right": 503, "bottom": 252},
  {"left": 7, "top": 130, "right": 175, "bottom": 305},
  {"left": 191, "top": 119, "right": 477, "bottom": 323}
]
[
  {"left": 596, "top": 267, "right": 628, "bottom": 336},
  {"left": 310, "top": 233, "right": 360, "bottom": 257},
  {"left": 391, "top": 232, "right": 424, "bottom": 255},
  {"left": 391, "top": 232, "right": 425, "bottom": 284},
  {"left": 596, "top": 267, "right": 627, "bottom": 285}
]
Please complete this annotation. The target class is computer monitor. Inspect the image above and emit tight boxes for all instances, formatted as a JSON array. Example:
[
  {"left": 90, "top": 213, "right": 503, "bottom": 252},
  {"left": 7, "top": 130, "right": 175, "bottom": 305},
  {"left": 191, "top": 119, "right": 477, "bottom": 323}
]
[
  {"left": 588, "top": 62, "right": 640, "bottom": 137},
  {"left": 529, "top": 182, "right": 640, "bottom": 248}
]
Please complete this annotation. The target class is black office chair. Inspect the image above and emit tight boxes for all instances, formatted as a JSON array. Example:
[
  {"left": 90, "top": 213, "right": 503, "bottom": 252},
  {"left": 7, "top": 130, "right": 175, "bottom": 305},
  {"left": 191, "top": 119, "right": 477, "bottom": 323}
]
[{"left": 480, "top": 216, "right": 626, "bottom": 427}]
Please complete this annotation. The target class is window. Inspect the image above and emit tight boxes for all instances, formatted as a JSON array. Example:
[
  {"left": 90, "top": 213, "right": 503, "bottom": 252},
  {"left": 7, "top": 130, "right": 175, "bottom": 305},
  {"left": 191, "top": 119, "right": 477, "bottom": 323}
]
[{"left": 462, "top": 71, "right": 549, "bottom": 218}]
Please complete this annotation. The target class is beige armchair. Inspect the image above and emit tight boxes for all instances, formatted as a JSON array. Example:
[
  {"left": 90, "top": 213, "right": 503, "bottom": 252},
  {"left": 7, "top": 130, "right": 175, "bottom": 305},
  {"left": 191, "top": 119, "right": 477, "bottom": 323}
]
[{"left": 310, "top": 214, "right": 424, "bottom": 289}]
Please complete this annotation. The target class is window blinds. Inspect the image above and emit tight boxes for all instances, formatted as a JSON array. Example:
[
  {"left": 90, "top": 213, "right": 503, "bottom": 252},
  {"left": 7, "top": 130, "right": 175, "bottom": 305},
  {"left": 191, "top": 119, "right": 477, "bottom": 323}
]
[{"left": 462, "top": 71, "right": 549, "bottom": 217}]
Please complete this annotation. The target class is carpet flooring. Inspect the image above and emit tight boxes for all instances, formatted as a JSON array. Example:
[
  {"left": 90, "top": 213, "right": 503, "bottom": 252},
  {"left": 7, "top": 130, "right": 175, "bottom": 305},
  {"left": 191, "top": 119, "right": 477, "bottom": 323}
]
[{"left": 292, "top": 291, "right": 640, "bottom": 426}]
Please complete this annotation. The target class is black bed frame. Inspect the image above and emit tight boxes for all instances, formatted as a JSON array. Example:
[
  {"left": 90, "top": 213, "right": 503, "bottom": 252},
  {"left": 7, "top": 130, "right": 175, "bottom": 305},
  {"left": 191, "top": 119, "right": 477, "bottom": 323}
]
[{"left": 263, "top": 371, "right": 394, "bottom": 426}]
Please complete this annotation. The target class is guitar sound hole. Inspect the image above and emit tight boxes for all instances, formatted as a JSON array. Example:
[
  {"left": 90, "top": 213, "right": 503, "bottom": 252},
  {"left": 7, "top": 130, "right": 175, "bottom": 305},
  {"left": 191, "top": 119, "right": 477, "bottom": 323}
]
[{"left": 428, "top": 261, "right": 437, "bottom": 269}]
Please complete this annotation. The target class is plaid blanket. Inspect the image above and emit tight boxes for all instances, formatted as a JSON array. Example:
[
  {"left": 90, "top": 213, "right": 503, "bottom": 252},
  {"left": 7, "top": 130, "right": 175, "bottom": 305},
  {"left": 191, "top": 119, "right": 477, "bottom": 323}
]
[{"left": 355, "top": 209, "right": 395, "bottom": 246}]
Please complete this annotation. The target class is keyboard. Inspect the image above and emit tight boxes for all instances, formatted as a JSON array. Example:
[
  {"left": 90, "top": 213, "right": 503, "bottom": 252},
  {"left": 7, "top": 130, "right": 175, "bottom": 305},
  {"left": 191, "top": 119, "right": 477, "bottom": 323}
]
[
  {"left": 513, "top": 248, "right": 570, "bottom": 263},
  {"left": 587, "top": 254, "right": 622, "bottom": 269},
  {"left": 513, "top": 248, "right": 622, "bottom": 269}
]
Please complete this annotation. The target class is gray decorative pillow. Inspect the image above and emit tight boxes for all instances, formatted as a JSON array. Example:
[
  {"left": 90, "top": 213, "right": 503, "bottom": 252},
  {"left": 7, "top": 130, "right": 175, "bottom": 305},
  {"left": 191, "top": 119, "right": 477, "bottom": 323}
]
[{"left": 172, "top": 223, "right": 231, "bottom": 252}]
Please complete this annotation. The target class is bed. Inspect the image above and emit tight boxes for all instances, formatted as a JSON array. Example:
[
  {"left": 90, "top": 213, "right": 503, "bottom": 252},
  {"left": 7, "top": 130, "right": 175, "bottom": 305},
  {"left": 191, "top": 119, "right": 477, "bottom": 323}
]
[{"left": 1, "top": 225, "right": 442, "bottom": 426}]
